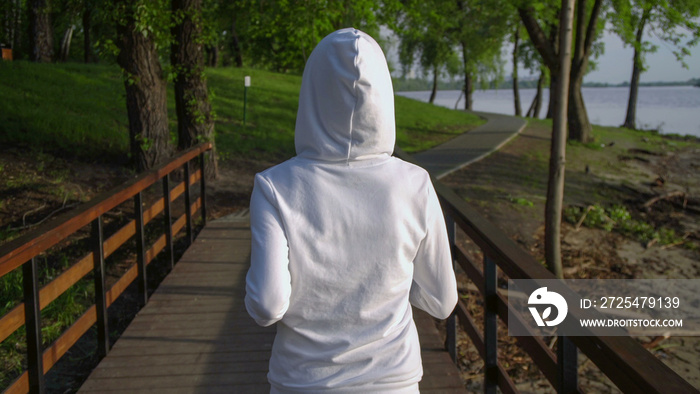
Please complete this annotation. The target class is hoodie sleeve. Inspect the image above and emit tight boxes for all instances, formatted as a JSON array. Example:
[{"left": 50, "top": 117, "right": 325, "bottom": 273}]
[
  {"left": 409, "top": 181, "right": 458, "bottom": 320},
  {"left": 245, "top": 174, "right": 291, "bottom": 327}
]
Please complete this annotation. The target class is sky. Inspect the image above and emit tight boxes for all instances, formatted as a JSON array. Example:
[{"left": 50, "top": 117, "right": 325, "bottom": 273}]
[
  {"left": 581, "top": 31, "right": 700, "bottom": 84},
  {"left": 381, "top": 26, "right": 700, "bottom": 85}
]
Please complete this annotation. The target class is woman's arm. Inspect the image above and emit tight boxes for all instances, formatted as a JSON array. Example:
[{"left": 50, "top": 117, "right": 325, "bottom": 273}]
[
  {"left": 409, "top": 182, "right": 458, "bottom": 319},
  {"left": 245, "top": 174, "right": 292, "bottom": 327}
]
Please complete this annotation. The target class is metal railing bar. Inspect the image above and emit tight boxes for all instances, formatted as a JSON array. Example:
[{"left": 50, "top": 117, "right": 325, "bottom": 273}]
[
  {"left": 557, "top": 335, "right": 577, "bottom": 393},
  {"left": 199, "top": 153, "right": 207, "bottom": 227},
  {"left": 484, "top": 255, "right": 498, "bottom": 394},
  {"left": 134, "top": 191, "right": 148, "bottom": 307},
  {"left": 184, "top": 161, "right": 193, "bottom": 247},
  {"left": 163, "top": 175, "right": 174, "bottom": 271},
  {"left": 92, "top": 216, "right": 109, "bottom": 359},
  {"left": 22, "top": 257, "right": 45, "bottom": 394}
]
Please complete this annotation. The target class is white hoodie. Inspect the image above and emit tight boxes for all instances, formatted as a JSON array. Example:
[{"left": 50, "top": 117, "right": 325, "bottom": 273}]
[{"left": 245, "top": 28, "right": 458, "bottom": 393}]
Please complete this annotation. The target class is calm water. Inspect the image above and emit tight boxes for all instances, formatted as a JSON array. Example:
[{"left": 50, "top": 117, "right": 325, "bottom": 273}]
[{"left": 397, "top": 86, "right": 700, "bottom": 137}]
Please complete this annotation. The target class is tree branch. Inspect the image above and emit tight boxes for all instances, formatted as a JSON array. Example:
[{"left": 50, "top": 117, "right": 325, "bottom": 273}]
[{"left": 518, "top": 6, "right": 558, "bottom": 69}]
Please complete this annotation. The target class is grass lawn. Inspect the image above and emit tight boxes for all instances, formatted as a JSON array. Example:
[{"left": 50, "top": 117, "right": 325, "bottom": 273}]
[{"left": 0, "top": 61, "right": 484, "bottom": 163}]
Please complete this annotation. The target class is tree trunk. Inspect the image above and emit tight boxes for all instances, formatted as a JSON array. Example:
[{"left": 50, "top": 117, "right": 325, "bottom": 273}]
[
  {"left": 547, "top": 73, "right": 557, "bottom": 119},
  {"left": 545, "top": 0, "right": 576, "bottom": 279},
  {"left": 28, "top": 0, "right": 53, "bottom": 62},
  {"left": 622, "top": 10, "right": 649, "bottom": 130},
  {"left": 13, "top": 0, "right": 22, "bottom": 58},
  {"left": 59, "top": 25, "right": 74, "bottom": 62},
  {"left": 461, "top": 41, "right": 473, "bottom": 110},
  {"left": 429, "top": 65, "right": 438, "bottom": 104},
  {"left": 527, "top": 70, "right": 545, "bottom": 118},
  {"left": 566, "top": 0, "right": 602, "bottom": 143},
  {"left": 206, "top": 45, "right": 219, "bottom": 67},
  {"left": 83, "top": 1, "right": 92, "bottom": 63},
  {"left": 512, "top": 27, "right": 522, "bottom": 116},
  {"left": 171, "top": 0, "right": 218, "bottom": 179},
  {"left": 231, "top": 17, "right": 243, "bottom": 68},
  {"left": 464, "top": 73, "right": 473, "bottom": 111},
  {"left": 115, "top": 0, "right": 171, "bottom": 172},
  {"left": 567, "top": 76, "right": 591, "bottom": 142},
  {"left": 534, "top": 70, "right": 544, "bottom": 117}
]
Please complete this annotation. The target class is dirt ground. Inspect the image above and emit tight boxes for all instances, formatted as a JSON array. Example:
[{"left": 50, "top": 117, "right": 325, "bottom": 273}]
[
  {"left": 1, "top": 120, "right": 699, "bottom": 392},
  {"left": 441, "top": 121, "right": 700, "bottom": 391}
]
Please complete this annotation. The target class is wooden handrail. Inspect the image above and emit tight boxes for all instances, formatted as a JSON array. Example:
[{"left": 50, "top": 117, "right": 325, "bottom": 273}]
[
  {"left": 393, "top": 148, "right": 696, "bottom": 393},
  {"left": 0, "top": 142, "right": 211, "bottom": 278},
  {"left": 0, "top": 142, "right": 211, "bottom": 393}
]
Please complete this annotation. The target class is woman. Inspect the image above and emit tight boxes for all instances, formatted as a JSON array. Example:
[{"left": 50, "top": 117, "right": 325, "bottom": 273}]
[{"left": 245, "top": 28, "right": 458, "bottom": 393}]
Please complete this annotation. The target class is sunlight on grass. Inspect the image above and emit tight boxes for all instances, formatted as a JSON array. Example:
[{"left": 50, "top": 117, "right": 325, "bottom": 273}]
[{"left": 1, "top": 62, "right": 485, "bottom": 162}]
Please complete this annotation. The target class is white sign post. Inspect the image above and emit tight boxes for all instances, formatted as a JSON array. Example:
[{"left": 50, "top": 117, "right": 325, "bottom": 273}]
[{"left": 244, "top": 76, "right": 251, "bottom": 125}]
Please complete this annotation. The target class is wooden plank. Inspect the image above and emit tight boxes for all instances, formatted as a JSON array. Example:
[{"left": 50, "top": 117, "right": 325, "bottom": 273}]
[
  {"left": 42, "top": 306, "right": 97, "bottom": 372},
  {"left": 79, "top": 371, "right": 269, "bottom": 391},
  {"left": 0, "top": 303, "right": 24, "bottom": 344},
  {"left": 79, "top": 218, "right": 468, "bottom": 393},
  {"left": 88, "top": 360, "right": 270, "bottom": 379},
  {"left": 4, "top": 371, "right": 28, "bottom": 394},
  {"left": 94, "top": 351, "right": 272, "bottom": 368}
]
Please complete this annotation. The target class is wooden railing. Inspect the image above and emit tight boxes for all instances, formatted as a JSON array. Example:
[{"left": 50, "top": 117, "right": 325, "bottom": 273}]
[
  {"left": 394, "top": 148, "right": 697, "bottom": 394},
  {"left": 0, "top": 143, "right": 212, "bottom": 394}
]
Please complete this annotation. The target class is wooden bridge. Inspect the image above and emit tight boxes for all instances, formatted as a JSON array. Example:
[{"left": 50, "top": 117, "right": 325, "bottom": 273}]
[
  {"left": 76, "top": 214, "right": 464, "bottom": 393},
  {"left": 1, "top": 143, "right": 696, "bottom": 393}
]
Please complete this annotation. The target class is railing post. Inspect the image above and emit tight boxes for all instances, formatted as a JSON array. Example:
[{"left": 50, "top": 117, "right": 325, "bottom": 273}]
[
  {"left": 184, "top": 160, "right": 193, "bottom": 246},
  {"left": 557, "top": 335, "right": 578, "bottom": 393},
  {"left": 162, "top": 175, "right": 174, "bottom": 271},
  {"left": 134, "top": 191, "right": 148, "bottom": 306},
  {"left": 23, "top": 257, "right": 45, "bottom": 394},
  {"left": 92, "top": 216, "right": 109, "bottom": 359},
  {"left": 484, "top": 255, "right": 497, "bottom": 394},
  {"left": 199, "top": 152, "right": 207, "bottom": 226},
  {"left": 444, "top": 213, "right": 457, "bottom": 362}
]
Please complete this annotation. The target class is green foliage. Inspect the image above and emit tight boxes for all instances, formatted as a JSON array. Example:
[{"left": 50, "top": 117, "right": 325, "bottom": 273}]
[
  {"left": 0, "top": 61, "right": 128, "bottom": 159},
  {"left": 610, "top": 0, "right": 700, "bottom": 70},
  {"left": 564, "top": 204, "right": 687, "bottom": 246},
  {"left": 510, "top": 196, "right": 535, "bottom": 207},
  {"left": 220, "top": 0, "right": 382, "bottom": 73}
]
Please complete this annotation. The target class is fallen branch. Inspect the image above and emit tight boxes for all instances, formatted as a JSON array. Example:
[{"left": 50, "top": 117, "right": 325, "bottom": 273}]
[
  {"left": 660, "top": 233, "right": 691, "bottom": 250},
  {"left": 10, "top": 193, "right": 79, "bottom": 231},
  {"left": 574, "top": 205, "right": 594, "bottom": 231},
  {"left": 643, "top": 191, "right": 686, "bottom": 209}
]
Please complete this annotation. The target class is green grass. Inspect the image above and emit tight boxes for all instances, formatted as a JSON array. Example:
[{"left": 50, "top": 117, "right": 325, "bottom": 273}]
[
  {"left": 0, "top": 61, "right": 484, "bottom": 162},
  {"left": 207, "top": 67, "right": 484, "bottom": 158},
  {"left": 0, "top": 61, "right": 128, "bottom": 158}
]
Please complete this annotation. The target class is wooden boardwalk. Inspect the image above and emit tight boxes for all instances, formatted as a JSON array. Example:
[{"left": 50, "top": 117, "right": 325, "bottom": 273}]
[{"left": 79, "top": 215, "right": 466, "bottom": 393}]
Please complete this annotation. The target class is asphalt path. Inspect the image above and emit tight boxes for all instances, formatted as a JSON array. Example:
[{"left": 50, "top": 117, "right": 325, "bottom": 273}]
[{"left": 413, "top": 111, "right": 527, "bottom": 179}]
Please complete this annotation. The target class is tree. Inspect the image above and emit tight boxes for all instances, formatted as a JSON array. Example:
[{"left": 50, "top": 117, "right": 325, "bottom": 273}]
[
  {"left": 454, "top": 0, "right": 510, "bottom": 110},
  {"left": 611, "top": 0, "right": 700, "bottom": 130},
  {"left": 83, "top": 0, "right": 95, "bottom": 62},
  {"left": 28, "top": 0, "right": 53, "bottom": 62},
  {"left": 512, "top": 24, "right": 522, "bottom": 116},
  {"left": 113, "top": 0, "right": 172, "bottom": 171},
  {"left": 387, "top": 0, "right": 508, "bottom": 109},
  {"left": 230, "top": 0, "right": 381, "bottom": 73},
  {"left": 1, "top": 0, "right": 23, "bottom": 58},
  {"left": 171, "top": 0, "right": 218, "bottom": 179},
  {"left": 518, "top": 0, "right": 604, "bottom": 142},
  {"left": 545, "top": 0, "right": 576, "bottom": 279}
]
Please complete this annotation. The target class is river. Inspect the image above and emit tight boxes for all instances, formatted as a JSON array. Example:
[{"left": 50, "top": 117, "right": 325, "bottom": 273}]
[{"left": 397, "top": 86, "right": 700, "bottom": 137}]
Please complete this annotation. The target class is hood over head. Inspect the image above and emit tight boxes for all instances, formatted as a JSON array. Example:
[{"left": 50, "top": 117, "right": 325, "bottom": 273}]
[{"left": 295, "top": 28, "right": 395, "bottom": 163}]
